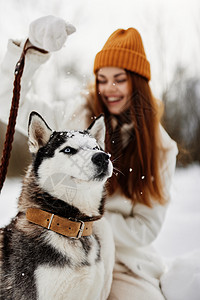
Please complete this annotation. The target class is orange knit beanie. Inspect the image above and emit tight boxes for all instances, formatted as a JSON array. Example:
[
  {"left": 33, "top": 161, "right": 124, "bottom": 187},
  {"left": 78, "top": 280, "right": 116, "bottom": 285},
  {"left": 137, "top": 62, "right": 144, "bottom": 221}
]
[{"left": 94, "top": 28, "right": 151, "bottom": 81}]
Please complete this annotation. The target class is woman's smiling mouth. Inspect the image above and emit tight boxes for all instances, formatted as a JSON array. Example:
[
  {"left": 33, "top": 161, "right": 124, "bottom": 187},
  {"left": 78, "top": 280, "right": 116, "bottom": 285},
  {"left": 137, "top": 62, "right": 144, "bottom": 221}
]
[{"left": 106, "top": 96, "right": 123, "bottom": 103}]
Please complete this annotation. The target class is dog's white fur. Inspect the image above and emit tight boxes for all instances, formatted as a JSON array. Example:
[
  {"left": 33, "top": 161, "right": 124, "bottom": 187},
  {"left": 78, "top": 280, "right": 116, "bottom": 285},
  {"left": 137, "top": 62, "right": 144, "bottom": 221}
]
[{"left": 35, "top": 217, "right": 112, "bottom": 300}]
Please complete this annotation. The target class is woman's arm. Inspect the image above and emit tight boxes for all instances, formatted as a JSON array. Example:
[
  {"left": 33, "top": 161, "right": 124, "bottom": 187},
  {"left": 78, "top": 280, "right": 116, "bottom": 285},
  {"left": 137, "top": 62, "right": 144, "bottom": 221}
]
[{"left": 0, "top": 16, "right": 77, "bottom": 136}]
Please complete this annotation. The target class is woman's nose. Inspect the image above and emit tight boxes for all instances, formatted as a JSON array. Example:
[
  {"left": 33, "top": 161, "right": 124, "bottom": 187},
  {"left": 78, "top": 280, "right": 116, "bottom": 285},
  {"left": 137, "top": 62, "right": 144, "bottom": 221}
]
[{"left": 107, "top": 81, "right": 117, "bottom": 90}]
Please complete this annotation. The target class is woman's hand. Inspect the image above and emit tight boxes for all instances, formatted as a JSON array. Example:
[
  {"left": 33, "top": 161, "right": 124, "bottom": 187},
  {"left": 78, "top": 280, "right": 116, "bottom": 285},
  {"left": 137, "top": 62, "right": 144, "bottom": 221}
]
[{"left": 29, "top": 15, "right": 76, "bottom": 52}]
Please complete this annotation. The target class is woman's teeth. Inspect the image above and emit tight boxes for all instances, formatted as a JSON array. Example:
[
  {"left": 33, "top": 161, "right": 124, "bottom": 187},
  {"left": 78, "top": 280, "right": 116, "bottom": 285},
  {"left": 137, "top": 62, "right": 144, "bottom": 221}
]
[{"left": 107, "top": 97, "right": 122, "bottom": 102}]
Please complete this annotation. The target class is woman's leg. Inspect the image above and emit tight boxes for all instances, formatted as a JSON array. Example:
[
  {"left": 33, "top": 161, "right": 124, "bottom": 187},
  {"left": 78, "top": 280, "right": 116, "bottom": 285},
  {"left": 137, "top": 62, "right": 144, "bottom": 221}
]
[{"left": 107, "top": 272, "right": 165, "bottom": 300}]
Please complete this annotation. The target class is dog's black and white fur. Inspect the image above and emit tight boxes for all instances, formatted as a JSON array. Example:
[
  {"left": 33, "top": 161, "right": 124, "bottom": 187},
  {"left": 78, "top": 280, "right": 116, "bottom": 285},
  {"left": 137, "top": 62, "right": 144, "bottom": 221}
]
[{"left": 0, "top": 112, "right": 114, "bottom": 300}]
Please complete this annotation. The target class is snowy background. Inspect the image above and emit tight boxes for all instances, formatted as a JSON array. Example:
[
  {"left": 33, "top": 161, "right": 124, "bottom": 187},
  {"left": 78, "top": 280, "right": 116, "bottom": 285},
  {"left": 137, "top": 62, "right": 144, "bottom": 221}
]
[{"left": 0, "top": 1, "right": 200, "bottom": 298}]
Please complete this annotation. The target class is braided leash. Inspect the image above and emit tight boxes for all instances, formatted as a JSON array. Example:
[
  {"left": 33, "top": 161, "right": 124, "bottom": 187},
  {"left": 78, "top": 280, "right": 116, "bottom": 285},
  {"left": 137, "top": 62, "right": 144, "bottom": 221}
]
[{"left": 0, "top": 39, "right": 47, "bottom": 193}]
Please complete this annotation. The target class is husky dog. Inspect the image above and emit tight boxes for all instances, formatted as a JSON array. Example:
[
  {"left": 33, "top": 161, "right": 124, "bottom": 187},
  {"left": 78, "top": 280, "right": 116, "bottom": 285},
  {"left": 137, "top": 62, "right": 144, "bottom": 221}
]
[{"left": 0, "top": 112, "right": 114, "bottom": 300}]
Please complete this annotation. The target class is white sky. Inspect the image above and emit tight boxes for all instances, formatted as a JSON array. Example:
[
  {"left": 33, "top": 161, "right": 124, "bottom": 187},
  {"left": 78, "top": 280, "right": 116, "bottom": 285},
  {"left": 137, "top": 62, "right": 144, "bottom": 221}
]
[{"left": 0, "top": 0, "right": 199, "bottom": 97}]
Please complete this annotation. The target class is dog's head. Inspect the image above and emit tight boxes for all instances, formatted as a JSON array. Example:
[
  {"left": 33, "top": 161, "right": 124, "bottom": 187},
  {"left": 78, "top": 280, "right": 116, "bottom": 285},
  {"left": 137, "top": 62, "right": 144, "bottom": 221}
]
[{"left": 28, "top": 112, "right": 113, "bottom": 206}]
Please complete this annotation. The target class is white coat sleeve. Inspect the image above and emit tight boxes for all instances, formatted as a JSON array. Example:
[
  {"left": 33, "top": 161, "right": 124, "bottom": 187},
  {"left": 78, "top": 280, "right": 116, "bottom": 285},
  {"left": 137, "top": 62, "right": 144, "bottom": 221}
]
[
  {"left": 0, "top": 39, "right": 90, "bottom": 135},
  {"left": 105, "top": 127, "right": 178, "bottom": 248},
  {"left": 0, "top": 39, "right": 65, "bottom": 136}
]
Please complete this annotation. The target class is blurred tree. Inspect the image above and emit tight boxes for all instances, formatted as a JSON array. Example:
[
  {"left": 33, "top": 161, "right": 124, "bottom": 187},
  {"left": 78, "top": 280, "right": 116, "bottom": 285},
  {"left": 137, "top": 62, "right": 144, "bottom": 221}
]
[{"left": 162, "top": 65, "right": 200, "bottom": 166}]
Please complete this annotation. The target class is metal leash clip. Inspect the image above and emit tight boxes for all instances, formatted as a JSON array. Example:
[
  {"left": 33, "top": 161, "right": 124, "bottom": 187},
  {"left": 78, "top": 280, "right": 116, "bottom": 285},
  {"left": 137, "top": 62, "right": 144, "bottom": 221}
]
[{"left": 14, "top": 59, "right": 23, "bottom": 75}]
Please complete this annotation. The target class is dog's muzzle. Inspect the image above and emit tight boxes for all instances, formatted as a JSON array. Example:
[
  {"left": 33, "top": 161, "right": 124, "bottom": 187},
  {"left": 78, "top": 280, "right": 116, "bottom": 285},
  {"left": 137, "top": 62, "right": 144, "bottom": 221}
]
[{"left": 92, "top": 152, "right": 111, "bottom": 179}]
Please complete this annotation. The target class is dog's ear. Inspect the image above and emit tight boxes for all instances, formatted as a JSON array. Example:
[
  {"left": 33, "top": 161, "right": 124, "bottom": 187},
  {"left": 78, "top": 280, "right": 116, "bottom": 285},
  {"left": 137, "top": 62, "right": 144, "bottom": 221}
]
[
  {"left": 87, "top": 114, "right": 105, "bottom": 150},
  {"left": 28, "top": 111, "right": 52, "bottom": 153}
]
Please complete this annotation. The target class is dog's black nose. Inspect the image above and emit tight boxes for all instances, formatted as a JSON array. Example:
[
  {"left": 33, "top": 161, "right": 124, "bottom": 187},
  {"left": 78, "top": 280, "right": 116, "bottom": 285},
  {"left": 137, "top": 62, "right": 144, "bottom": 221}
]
[{"left": 92, "top": 152, "right": 110, "bottom": 168}]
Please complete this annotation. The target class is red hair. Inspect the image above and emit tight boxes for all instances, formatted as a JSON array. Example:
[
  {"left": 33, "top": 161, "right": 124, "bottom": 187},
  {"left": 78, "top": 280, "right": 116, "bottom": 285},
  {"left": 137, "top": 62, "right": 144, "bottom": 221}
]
[{"left": 87, "top": 71, "right": 165, "bottom": 207}]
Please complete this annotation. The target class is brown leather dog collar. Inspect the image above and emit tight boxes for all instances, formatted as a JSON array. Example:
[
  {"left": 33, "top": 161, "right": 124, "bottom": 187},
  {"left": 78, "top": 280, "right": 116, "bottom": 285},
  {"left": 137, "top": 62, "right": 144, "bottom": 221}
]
[{"left": 26, "top": 208, "right": 97, "bottom": 239}]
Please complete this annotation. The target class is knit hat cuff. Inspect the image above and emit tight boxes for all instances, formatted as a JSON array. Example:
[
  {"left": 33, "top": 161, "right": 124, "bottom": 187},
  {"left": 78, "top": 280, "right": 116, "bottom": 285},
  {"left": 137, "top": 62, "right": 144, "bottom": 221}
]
[{"left": 94, "top": 48, "right": 151, "bottom": 81}]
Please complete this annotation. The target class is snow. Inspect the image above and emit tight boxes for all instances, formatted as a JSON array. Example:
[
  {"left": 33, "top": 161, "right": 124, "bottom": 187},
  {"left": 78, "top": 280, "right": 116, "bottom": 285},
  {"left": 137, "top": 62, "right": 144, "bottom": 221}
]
[
  {"left": 0, "top": 177, "right": 21, "bottom": 227},
  {"left": 154, "top": 164, "right": 200, "bottom": 258},
  {"left": 153, "top": 164, "right": 200, "bottom": 300},
  {"left": 160, "top": 249, "right": 200, "bottom": 300},
  {"left": 0, "top": 164, "right": 200, "bottom": 298}
]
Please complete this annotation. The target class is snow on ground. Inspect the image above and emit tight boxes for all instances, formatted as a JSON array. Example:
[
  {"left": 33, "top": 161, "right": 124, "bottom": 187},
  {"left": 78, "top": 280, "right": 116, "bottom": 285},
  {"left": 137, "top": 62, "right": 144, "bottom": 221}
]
[
  {"left": 153, "top": 164, "right": 200, "bottom": 258},
  {"left": 0, "top": 164, "right": 200, "bottom": 260},
  {"left": 0, "top": 177, "right": 21, "bottom": 227}
]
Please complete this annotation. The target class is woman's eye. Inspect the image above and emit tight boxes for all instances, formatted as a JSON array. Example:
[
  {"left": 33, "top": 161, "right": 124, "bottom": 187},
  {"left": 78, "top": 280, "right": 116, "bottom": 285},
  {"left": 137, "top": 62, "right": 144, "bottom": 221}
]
[
  {"left": 97, "top": 80, "right": 107, "bottom": 84},
  {"left": 97, "top": 79, "right": 127, "bottom": 85},
  {"left": 116, "top": 78, "right": 127, "bottom": 83}
]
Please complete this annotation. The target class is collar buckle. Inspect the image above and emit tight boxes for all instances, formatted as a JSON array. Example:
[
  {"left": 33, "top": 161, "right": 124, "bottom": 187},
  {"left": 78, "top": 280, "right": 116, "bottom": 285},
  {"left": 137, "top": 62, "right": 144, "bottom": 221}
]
[
  {"left": 75, "top": 220, "right": 85, "bottom": 239},
  {"left": 47, "top": 213, "right": 55, "bottom": 229}
]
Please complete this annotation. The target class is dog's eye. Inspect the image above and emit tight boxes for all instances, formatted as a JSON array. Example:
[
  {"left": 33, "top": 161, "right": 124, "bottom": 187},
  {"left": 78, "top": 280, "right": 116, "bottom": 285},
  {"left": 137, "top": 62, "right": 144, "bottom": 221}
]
[
  {"left": 60, "top": 147, "right": 77, "bottom": 155},
  {"left": 64, "top": 147, "right": 71, "bottom": 153}
]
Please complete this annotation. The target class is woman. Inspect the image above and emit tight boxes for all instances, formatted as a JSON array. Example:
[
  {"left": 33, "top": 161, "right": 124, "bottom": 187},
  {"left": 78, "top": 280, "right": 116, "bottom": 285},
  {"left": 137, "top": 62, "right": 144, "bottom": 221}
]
[{"left": 0, "top": 16, "right": 178, "bottom": 299}]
